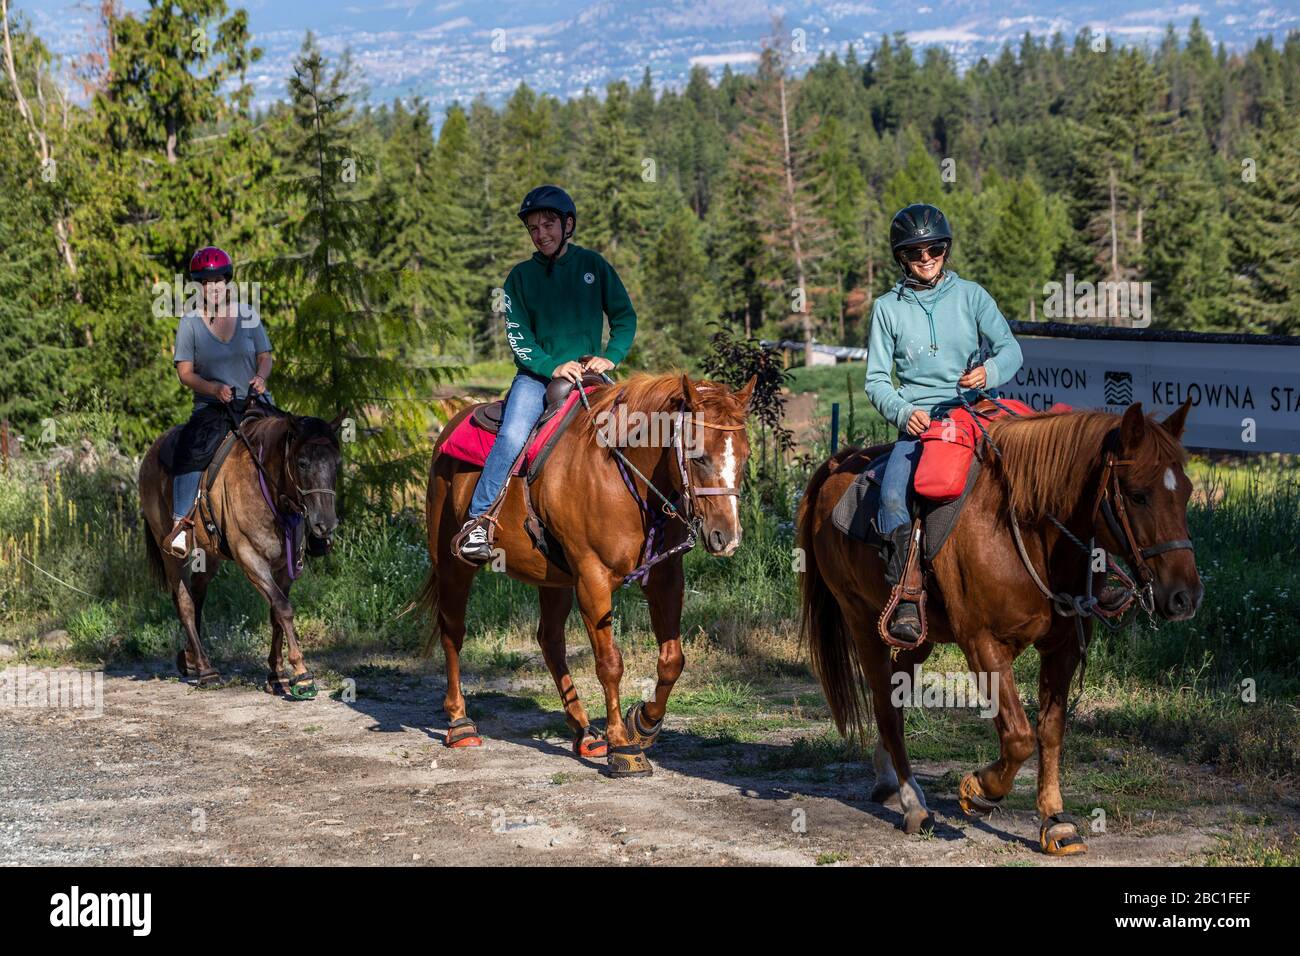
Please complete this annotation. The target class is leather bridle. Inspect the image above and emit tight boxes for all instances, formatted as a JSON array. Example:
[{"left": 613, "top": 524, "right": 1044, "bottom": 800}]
[
  {"left": 672, "top": 405, "right": 747, "bottom": 521},
  {"left": 1089, "top": 435, "right": 1196, "bottom": 593},
  {"left": 281, "top": 432, "right": 339, "bottom": 515}
]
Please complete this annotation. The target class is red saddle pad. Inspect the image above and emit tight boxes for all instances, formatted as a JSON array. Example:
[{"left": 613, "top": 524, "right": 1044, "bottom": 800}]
[{"left": 437, "top": 386, "right": 598, "bottom": 474}]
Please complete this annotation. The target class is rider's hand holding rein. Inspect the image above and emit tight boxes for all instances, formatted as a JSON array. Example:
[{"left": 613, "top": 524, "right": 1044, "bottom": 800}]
[{"left": 958, "top": 365, "right": 988, "bottom": 390}]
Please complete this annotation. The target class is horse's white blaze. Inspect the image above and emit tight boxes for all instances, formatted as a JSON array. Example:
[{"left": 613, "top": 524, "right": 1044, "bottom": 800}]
[
  {"left": 721, "top": 435, "right": 739, "bottom": 527},
  {"left": 1164, "top": 467, "right": 1177, "bottom": 491}
]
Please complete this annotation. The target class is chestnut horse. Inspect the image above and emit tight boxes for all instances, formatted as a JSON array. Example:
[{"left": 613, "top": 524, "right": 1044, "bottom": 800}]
[
  {"left": 798, "top": 400, "right": 1202, "bottom": 854},
  {"left": 415, "top": 372, "right": 755, "bottom": 776},
  {"left": 139, "top": 409, "right": 343, "bottom": 697}
]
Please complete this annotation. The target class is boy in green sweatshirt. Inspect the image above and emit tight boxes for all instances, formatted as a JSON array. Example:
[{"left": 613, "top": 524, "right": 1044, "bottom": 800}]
[
  {"left": 865, "top": 203, "right": 1023, "bottom": 643},
  {"left": 456, "top": 185, "right": 637, "bottom": 563}
]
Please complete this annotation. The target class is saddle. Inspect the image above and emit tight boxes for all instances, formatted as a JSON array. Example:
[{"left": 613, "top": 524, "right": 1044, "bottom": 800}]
[
  {"left": 830, "top": 446, "right": 982, "bottom": 561},
  {"left": 439, "top": 371, "right": 606, "bottom": 482},
  {"left": 443, "top": 371, "right": 608, "bottom": 573},
  {"left": 160, "top": 404, "right": 304, "bottom": 567}
]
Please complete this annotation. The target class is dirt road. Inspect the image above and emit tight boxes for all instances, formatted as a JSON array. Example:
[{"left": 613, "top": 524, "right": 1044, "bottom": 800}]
[{"left": 2, "top": 665, "right": 1288, "bottom": 866}]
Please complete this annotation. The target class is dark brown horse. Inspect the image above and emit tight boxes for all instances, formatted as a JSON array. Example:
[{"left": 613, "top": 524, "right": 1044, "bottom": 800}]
[
  {"left": 139, "top": 410, "right": 343, "bottom": 697},
  {"left": 415, "top": 372, "right": 755, "bottom": 776},
  {"left": 798, "top": 400, "right": 1201, "bottom": 854}
]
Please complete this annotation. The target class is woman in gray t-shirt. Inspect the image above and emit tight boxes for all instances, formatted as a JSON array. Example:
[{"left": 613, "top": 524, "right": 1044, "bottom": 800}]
[{"left": 164, "top": 246, "right": 274, "bottom": 557}]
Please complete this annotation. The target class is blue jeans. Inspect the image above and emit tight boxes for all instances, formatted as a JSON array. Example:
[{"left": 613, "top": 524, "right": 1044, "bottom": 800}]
[
  {"left": 877, "top": 434, "right": 921, "bottom": 535},
  {"left": 172, "top": 471, "right": 201, "bottom": 521},
  {"left": 469, "top": 372, "right": 549, "bottom": 517}
]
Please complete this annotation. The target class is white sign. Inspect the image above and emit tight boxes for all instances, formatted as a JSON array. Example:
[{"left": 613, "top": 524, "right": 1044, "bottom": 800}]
[{"left": 1000, "top": 337, "right": 1300, "bottom": 453}]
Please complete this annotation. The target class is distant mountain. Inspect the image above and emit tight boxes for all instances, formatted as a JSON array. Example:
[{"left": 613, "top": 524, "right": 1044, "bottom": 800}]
[{"left": 20, "top": 0, "right": 1300, "bottom": 119}]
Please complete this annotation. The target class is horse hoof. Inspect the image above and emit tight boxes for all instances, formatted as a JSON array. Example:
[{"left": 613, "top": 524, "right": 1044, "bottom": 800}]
[
  {"left": 196, "top": 668, "right": 221, "bottom": 686},
  {"left": 1040, "top": 814, "right": 1089, "bottom": 856},
  {"left": 958, "top": 773, "right": 1002, "bottom": 817},
  {"left": 606, "top": 745, "right": 653, "bottom": 777},
  {"left": 445, "top": 717, "right": 482, "bottom": 748},
  {"left": 903, "top": 810, "right": 935, "bottom": 836},
  {"left": 573, "top": 726, "right": 608, "bottom": 759},
  {"left": 624, "top": 701, "right": 663, "bottom": 750},
  {"left": 870, "top": 781, "right": 902, "bottom": 810}
]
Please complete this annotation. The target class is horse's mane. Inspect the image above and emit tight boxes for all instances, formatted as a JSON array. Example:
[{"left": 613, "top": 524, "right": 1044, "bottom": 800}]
[
  {"left": 242, "top": 412, "right": 337, "bottom": 450},
  {"left": 985, "top": 409, "right": 1186, "bottom": 522},
  {"left": 578, "top": 372, "right": 746, "bottom": 448}
]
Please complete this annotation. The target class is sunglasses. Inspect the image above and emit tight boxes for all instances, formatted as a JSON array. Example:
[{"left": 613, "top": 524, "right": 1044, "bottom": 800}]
[{"left": 899, "top": 242, "right": 949, "bottom": 262}]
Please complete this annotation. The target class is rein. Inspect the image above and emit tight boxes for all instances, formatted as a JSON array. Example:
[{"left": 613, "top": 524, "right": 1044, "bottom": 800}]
[
  {"left": 576, "top": 380, "right": 746, "bottom": 587},
  {"left": 221, "top": 394, "right": 339, "bottom": 579}
]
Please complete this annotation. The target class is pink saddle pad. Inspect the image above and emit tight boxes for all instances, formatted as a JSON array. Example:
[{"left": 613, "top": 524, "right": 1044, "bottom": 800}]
[{"left": 438, "top": 386, "right": 598, "bottom": 474}]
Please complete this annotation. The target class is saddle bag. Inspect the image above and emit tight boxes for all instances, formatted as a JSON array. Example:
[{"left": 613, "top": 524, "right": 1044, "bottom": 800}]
[{"left": 913, "top": 417, "right": 978, "bottom": 503}]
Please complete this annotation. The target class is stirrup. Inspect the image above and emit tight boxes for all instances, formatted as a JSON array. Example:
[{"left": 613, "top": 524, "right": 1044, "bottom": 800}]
[
  {"left": 165, "top": 517, "right": 194, "bottom": 558},
  {"left": 453, "top": 514, "right": 498, "bottom": 565},
  {"left": 878, "top": 520, "right": 928, "bottom": 650}
]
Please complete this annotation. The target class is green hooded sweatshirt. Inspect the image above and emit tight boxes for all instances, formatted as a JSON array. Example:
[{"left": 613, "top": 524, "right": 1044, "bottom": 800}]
[
  {"left": 501, "top": 243, "right": 637, "bottom": 379},
  {"left": 865, "top": 269, "right": 1023, "bottom": 432}
]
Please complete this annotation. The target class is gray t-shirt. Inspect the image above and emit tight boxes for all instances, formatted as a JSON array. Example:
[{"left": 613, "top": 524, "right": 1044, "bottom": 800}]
[{"left": 173, "top": 306, "right": 273, "bottom": 408}]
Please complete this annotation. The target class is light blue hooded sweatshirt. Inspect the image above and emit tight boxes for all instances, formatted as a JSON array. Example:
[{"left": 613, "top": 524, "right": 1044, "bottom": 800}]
[{"left": 865, "top": 269, "right": 1023, "bottom": 432}]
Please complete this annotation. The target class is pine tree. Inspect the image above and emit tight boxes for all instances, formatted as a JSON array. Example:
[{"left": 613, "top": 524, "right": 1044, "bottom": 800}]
[
  {"left": 266, "top": 34, "right": 450, "bottom": 510},
  {"left": 375, "top": 99, "right": 474, "bottom": 346},
  {"left": 639, "top": 201, "right": 719, "bottom": 370},
  {"left": 577, "top": 80, "right": 652, "bottom": 289},
  {"left": 1228, "top": 103, "right": 1300, "bottom": 333}
]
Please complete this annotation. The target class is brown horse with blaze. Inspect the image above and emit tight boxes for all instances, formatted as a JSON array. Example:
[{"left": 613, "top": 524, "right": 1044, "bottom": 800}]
[
  {"left": 416, "top": 372, "right": 755, "bottom": 776},
  {"left": 798, "top": 399, "right": 1201, "bottom": 854}
]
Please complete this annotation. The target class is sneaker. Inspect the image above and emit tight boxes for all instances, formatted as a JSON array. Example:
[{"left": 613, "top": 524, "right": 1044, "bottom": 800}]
[{"left": 456, "top": 518, "right": 493, "bottom": 563}]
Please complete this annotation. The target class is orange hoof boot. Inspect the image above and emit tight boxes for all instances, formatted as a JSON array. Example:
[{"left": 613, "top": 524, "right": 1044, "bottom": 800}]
[
  {"left": 958, "top": 772, "right": 1002, "bottom": 816},
  {"left": 624, "top": 700, "right": 663, "bottom": 750},
  {"left": 1040, "top": 813, "right": 1088, "bottom": 856},
  {"left": 573, "top": 725, "right": 608, "bottom": 759},
  {"left": 445, "top": 716, "right": 483, "bottom": 748}
]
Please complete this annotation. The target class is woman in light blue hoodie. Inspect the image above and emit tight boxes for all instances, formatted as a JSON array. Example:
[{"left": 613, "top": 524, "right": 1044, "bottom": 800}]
[{"left": 865, "top": 203, "right": 1023, "bottom": 643}]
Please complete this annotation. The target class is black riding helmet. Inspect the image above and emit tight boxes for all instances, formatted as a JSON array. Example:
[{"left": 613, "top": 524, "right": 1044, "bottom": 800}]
[
  {"left": 518, "top": 185, "right": 576, "bottom": 274},
  {"left": 890, "top": 203, "right": 952, "bottom": 290}
]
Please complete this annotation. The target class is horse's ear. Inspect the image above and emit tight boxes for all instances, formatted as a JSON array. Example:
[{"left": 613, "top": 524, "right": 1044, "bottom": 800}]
[
  {"left": 1119, "top": 402, "right": 1146, "bottom": 450},
  {"left": 329, "top": 411, "right": 347, "bottom": 433},
  {"left": 681, "top": 374, "right": 702, "bottom": 408},
  {"left": 1160, "top": 397, "right": 1192, "bottom": 441},
  {"left": 734, "top": 375, "right": 757, "bottom": 414}
]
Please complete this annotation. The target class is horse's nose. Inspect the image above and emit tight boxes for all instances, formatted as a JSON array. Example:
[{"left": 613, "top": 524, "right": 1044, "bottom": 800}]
[
  {"left": 312, "top": 517, "right": 337, "bottom": 538},
  {"left": 708, "top": 527, "right": 727, "bottom": 553},
  {"left": 1168, "top": 588, "right": 1193, "bottom": 618}
]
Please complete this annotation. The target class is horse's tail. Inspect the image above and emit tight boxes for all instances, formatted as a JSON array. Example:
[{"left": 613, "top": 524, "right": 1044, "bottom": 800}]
[
  {"left": 798, "top": 451, "right": 872, "bottom": 742},
  {"left": 143, "top": 523, "right": 167, "bottom": 590},
  {"left": 410, "top": 562, "right": 441, "bottom": 659},
  {"left": 400, "top": 453, "right": 445, "bottom": 660}
]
